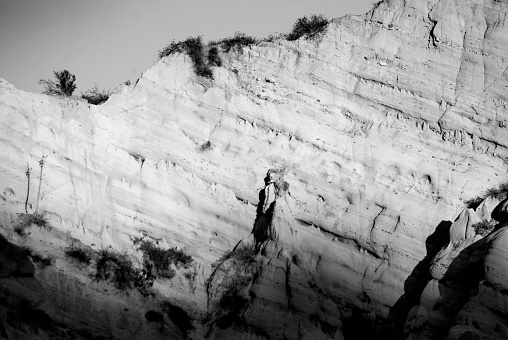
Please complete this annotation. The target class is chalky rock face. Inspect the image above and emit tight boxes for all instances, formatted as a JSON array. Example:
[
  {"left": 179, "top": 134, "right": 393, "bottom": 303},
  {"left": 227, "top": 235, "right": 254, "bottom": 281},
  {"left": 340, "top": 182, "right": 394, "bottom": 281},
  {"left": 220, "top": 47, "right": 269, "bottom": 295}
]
[{"left": 1, "top": 0, "right": 508, "bottom": 339}]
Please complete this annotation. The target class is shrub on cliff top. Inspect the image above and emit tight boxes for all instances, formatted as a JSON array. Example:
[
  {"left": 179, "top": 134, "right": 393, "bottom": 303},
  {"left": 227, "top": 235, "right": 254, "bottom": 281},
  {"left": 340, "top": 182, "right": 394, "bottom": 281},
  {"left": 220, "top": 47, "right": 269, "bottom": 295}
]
[
  {"left": 214, "top": 32, "right": 257, "bottom": 53},
  {"left": 39, "top": 70, "right": 77, "bottom": 96},
  {"left": 286, "top": 14, "right": 328, "bottom": 41},
  {"left": 81, "top": 85, "right": 110, "bottom": 105},
  {"left": 207, "top": 46, "right": 222, "bottom": 67},
  {"left": 158, "top": 36, "right": 213, "bottom": 79}
]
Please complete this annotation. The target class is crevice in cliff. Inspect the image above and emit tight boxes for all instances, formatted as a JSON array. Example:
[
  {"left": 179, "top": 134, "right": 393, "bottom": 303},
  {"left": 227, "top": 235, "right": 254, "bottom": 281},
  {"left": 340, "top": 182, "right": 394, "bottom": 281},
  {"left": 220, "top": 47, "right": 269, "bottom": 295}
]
[
  {"left": 284, "top": 260, "right": 293, "bottom": 310},
  {"left": 296, "top": 218, "right": 382, "bottom": 260},
  {"left": 426, "top": 15, "right": 438, "bottom": 48},
  {"left": 370, "top": 205, "right": 386, "bottom": 236}
]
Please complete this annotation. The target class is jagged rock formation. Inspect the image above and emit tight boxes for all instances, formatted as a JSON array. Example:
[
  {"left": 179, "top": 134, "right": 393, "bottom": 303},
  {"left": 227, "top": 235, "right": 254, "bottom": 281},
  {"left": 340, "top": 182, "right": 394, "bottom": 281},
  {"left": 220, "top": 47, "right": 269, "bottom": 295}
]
[{"left": 1, "top": 0, "right": 508, "bottom": 339}]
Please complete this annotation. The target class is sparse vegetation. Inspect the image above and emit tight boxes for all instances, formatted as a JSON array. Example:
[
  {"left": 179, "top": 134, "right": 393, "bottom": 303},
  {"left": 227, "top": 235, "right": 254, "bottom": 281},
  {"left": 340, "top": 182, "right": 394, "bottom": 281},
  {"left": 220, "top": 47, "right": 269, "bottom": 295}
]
[
  {"left": 14, "top": 224, "right": 29, "bottom": 237},
  {"left": 81, "top": 85, "right": 110, "bottom": 105},
  {"left": 286, "top": 14, "right": 329, "bottom": 41},
  {"left": 14, "top": 212, "right": 50, "bottom": 236},
  {"left": 211, "top": 242, "right": 255, "bottom": 270},
  {"left": 39, "top": 70, "right": 77, "bottom": 96},
  {"left": 23, "top": 212, "right": 49, "bottom": 229},
  {"left": 207, "top": 241, "right": 255, "bottom": 290},
  {"left": 138, "top": 240, "right": 193, "bottom": 279},
  {"left": 158, "top": 36, "right": 213, "bottom": 79},
  {"left": 205, "top": 241, "right": 256, "bottom": 329},
  {"left": 472, "top": 220, "right": 496, "bottom": 236},
  {"left": 464, "top": 180, "right": 508, "bottom": 209},
  {"left": 65, "top": 246, "right": 94, "bottom": 265},
  {"left": 261, "top": 33, "right": 286, "bottom": 43},
  {"left": 95, "top": 248, "right": 139, "bottom": 290},
  {"left": 215, "top": 32, "right": 257, "bottom": 53}
]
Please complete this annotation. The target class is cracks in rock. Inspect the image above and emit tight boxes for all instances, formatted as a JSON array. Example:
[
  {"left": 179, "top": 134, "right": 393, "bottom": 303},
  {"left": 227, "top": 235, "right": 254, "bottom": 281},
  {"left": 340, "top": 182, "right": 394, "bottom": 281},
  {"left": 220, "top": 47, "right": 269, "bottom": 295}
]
[
  {"left": 427, "top": 14, "right": 438, "bottom": 48},
  {"left": 393, "top": 215, "right": 401, "bottom": 233},
  {"left": 296, "top": 218, "right": 381, "bottom": 260},
  {"left": 369, "top": 204, "right": 386, "bottom": 237}
]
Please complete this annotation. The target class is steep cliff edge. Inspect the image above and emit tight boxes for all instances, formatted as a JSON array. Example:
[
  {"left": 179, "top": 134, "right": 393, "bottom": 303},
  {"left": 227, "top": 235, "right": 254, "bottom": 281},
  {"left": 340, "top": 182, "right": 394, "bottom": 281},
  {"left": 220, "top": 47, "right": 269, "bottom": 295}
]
[{"left": 1, "top": 0, "right": 508, "bottom": 339}]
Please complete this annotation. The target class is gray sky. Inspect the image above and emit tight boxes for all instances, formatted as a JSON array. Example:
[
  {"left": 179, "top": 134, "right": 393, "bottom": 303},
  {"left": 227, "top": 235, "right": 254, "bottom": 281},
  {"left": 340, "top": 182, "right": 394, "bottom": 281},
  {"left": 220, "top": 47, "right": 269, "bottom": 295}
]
[{"left": 0, "top": 0, "right": 374, "bottom": 94}]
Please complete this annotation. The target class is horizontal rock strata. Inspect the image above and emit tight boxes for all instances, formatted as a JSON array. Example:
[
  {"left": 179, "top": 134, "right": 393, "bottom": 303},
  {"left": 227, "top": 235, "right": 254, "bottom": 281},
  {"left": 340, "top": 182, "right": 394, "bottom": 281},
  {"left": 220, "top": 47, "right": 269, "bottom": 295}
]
[{"left": 0, "top": 0, "right": 507, "bottom": 338}]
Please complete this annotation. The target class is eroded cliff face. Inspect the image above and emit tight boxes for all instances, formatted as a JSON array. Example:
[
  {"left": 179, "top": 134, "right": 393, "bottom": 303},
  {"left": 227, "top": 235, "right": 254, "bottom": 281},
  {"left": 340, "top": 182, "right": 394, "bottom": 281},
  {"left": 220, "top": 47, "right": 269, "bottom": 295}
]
[{"left": 1, "top": 0, "right": 508, "bottom": 339}]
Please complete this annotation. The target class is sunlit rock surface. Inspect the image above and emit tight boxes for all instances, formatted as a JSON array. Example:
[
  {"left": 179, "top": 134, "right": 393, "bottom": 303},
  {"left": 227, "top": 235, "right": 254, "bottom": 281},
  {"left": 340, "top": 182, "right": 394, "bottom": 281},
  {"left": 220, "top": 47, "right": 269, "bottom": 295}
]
[{"left": 1, "top": 0, "right": 508, "bottom": 338}]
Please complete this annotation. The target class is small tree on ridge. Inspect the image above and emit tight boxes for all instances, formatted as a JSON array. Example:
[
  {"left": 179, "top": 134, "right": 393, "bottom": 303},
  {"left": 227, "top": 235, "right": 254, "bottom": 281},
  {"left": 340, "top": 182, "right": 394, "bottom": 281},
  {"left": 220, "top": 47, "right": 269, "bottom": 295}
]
[{"left": 39, "top": 70, "right": 77, "bottom": 96}]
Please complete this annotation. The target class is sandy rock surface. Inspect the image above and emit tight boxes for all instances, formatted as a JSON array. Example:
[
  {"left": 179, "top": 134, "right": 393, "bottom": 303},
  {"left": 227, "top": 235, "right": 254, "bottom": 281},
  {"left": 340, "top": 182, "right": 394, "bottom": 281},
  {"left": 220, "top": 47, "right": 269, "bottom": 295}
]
[{"left": 1, "top": 0, "right": 508, "bottom": 339}]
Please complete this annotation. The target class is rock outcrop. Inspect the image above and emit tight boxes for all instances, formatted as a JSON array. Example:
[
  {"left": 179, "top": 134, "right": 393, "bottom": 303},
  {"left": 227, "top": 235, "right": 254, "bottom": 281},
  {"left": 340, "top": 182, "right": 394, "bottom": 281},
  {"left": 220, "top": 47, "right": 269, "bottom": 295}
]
[{"left": 1, "top": 0, "right": 508, "bottom": 339}]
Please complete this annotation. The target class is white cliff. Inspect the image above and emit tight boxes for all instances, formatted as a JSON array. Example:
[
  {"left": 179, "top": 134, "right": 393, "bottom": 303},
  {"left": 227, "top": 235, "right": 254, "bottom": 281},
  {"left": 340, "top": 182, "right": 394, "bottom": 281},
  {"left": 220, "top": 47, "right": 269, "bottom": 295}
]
[{"left": 1, "top": 0, "right": 508, "bottom": 339}]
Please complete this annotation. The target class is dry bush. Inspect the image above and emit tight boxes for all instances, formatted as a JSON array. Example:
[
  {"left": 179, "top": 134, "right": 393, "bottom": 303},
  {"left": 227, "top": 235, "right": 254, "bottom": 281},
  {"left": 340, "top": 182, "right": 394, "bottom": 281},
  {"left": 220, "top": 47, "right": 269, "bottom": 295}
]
[{"left": 286, "top": 14, "right": 328, "bottom": 41}]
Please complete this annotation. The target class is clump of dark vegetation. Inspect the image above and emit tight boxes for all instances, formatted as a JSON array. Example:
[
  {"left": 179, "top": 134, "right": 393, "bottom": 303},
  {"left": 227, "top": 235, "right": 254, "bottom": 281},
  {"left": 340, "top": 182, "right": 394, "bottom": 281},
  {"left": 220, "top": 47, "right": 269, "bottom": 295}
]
[
  {"left": 81, "top": 85, "right": 110, "bottom": 105},
  {"left": 472, "top": 220, "right": 496, "bottom": 237},
  {"left": 286, "top": 14, "right": 329, "bottom": 41},
  {"left": 207, "top": 46, "right": 222, "bottom": 67},
  {"left": 95, "top": 248, "right": 139, "bottom": 290},
  {"left": 14, "top": 212, "right": 50, "bottom": 236},
  {"left": 158, "top": 36, "right": 213, "bottom": 79},
  {"left": 39, "top": 70, "right": 77, "bottom": 96},
  {"left": 261, "top": 33, "right": 286, "bottom": 43},
  {"left": 138, "top": 240, "right": 193, "bottom": 279},
  {"left": 214, "top": 32, "right": 257, "bottom": 53},
  {"left": 464, "top": 180, "right": 508, "bottom": 209},
  {"left": 65, "top": 245, "right": 94, "bottom": 265},
  {"left": 160, "top": 301, "right": 194, "bottom": 336},
  {"left": 21, "top": 247, "right": 53, "bottom": 267},
  {"left": 22, "top": 212, "right": 49, "bottom": 229}
]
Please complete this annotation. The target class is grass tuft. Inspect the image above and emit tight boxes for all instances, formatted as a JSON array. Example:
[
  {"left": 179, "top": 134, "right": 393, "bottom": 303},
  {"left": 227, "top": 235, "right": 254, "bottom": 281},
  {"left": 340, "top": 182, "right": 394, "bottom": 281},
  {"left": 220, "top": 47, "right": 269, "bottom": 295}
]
[
  {"left": 215, "top": 32, "right": 257, "bottom": 53},
  {"left": 14, "top": 212, "right": 50, "bottom": 236}
]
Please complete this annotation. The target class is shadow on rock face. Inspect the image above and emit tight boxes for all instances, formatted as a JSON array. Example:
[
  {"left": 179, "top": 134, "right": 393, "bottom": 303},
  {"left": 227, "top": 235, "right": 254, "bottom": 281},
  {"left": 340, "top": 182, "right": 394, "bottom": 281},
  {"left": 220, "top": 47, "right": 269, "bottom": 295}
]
[
  {"left": 0, "top": 233, "right": 35, "bottom": 278},
  {"left": 387, "top": 220, "right": 452, "bottom": 339}
]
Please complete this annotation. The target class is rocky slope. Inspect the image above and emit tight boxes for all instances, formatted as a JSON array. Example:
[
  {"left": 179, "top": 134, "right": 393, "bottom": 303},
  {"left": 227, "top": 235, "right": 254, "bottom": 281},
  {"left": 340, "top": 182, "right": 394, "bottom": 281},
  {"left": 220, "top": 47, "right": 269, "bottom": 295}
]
[{"left": 1, "top": 0, "right": 508, "bottom": 339}]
